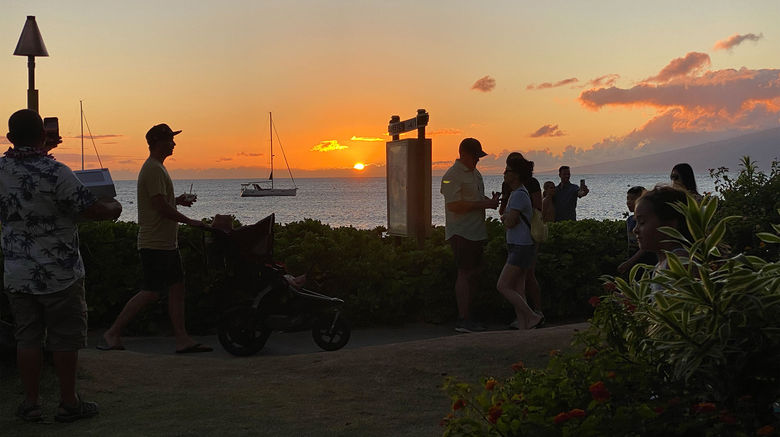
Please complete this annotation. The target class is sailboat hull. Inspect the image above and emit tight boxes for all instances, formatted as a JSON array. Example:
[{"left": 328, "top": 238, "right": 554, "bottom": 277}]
[{"left": 241, "top": 186, "right": 298, "bottom": 197}]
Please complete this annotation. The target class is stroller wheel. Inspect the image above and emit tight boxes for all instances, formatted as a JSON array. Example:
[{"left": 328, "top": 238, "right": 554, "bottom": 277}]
[
  {"left": 312, "top": 313, "right": 351, "bottom": 351},
  {"left": 218, "top": 307, "right": 271, "bottom": 356}
]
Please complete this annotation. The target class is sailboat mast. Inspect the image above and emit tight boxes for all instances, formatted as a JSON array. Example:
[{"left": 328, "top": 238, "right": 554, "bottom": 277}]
[
  {"left": 270, "top": 112, "right": 274, "bottom": 189},
  {"left": 80, "top": 100, "right": 84, "bottom": 171}
]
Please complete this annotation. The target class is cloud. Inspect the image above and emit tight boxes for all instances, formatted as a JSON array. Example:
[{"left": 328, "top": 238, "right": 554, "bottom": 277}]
[
  {"left": 238, "top": 152, "right": 263, "bottom": 157},
  {"left": 428, "top": 128, "right": 463, "bottom": 136},
  {"left": 471, "top": 75, "right": 496, "bottom": 92},
  {"left": 310, "top": 140, "right": 348, "bottom": 152},
  {"left": 585, "top": 74, "right": 620, "bottom": 88},
  {"left": 70, "top": 134, "right": 123, "bottom": 140},
  {"left": 580, "top": 67, "right": 780, "bottom": 114},
  {"left": 217, "top": 157, "right": 233, "bottom": 162},
  {"left": 0, "top": 138, "right": 10, "bottom": 145},
  {"left": 530, "top": 124, "right": 566, "bottom": 138},
  {"left": 643, "top": 52, "right": 710, "bottom": 83},
  {"left": 713, "top": 33, "right": 763, "bottom": 51},
  {"left": 350, "top": 136, "right": 385, "bottom": 142},
  {"left": 118, "top": 159, "right": 141, "bottom": 165},
  {"left": 527, "top": 77, "right": 579, "bottom": 90}
]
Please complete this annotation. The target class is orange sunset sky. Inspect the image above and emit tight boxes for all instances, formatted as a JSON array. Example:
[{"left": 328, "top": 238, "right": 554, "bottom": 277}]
[{"left": 1, "top": 1, "right": 779, "bottom": 180}]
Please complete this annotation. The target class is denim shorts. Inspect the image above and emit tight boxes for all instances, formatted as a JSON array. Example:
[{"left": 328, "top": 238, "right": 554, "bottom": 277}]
[
  {"left": 506, "top": 244, "right": 536, "bottom": 268},
  {"left": 6, "top": 279, "right": 88, "bottom": 351},
  {"left": 139, "top": 249, "right": 184, "bottom": 295}
]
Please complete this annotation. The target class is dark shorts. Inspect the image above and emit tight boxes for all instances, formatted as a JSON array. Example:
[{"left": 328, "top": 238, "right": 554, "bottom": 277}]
[
  {"left": 506, "top": 244, "right": 536, "bottom": 268},
  {"left": 448, "top": 235, "right": 485, "bottom": 270},
  {"left": 139, "top": 249, "right": 184, "bottom": 295},
  {"left": 6, "top": 279, "right": 88, "bottom": 351}
]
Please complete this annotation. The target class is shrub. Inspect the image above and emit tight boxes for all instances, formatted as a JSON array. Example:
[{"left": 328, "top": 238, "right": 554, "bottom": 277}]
[{"left": 441, "top": 197, "right": 780, "bottom": 436}]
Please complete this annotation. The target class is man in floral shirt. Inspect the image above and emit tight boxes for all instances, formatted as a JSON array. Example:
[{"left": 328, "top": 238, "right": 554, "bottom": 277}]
[{"left": 1, "top": 109, "right": 121, "bottom": 422}]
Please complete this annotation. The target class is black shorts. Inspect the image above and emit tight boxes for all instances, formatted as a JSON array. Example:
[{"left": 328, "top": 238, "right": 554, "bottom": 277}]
[
  {"left": 448, "top": 235, "right": 485, "bottom": 270},
  {"left": 139, "top": 249, "right": 184, "bottom": 295}
]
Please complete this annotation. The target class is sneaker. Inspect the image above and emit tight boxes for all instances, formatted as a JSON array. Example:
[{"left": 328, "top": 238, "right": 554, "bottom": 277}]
[
  {"left": 55, "top": 396, "right": 98, "bottom": 423},
  {"left": 508, "top": 320, "right": 520, "bottom": 330},
  {"left": 533, "top": 311, "right": 546, "bottom": 328},
  {"left": 455, "top": 319, "right": 486, "bottom": 333}
]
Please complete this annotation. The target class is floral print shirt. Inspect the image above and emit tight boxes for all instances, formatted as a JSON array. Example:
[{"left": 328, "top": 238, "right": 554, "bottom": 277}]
[{"left": 0, "top": 148, "right": 96, "bottom": 294}]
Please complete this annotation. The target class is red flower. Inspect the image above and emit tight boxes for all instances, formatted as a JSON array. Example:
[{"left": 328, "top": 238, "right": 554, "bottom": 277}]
[
  {"left": 452, "top": 399, "right": 466, "bottom": 411},
  {"left": 692, "top": 402, "right": 717, "bottom": 414},
  {"left": 553, "top": 412, "right": 571, "bottom": 424},
  {"left": 584, "top": 348, "right": 598, "bottom": 359},
  {"left": 549, "top": 349, "right": 561, "bottom": 356},
  {"left": 603, "top": 282, "right": 617, "bottom": 292},
  {"left": 621, "top": 298, "right": 637, "bottom": 313},
  {"left": 511, "top": 361, "right": 525, "bottom": 372},
  {"left": 757, "top": 425, "right": 775, "bottom": 436},
  {"left": 588, "top": 296, "right": 601, "bottom": 307},
  {"left": 606, "top": 371, "right": 617, "bottom": 379},
  {"left": 485, "top": 378, "right": 497, "bottom": 391},
  {"left": 589, "top": 381, "right": 611, "bottom": 402},
  {"left": 654, "top": 406, "right": 665, "bottom": 415},
  {"left": 568, "top": 408, "right": 586, "bottom": 419},
  {"left": 487, "top": 405, "right": 503, "bottom": 424},
  {"left": 719, "top": 410, "right": 737, "bottom": 425}
]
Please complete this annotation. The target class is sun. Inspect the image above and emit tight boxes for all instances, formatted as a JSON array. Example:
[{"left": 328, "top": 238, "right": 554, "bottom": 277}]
[{"left": 353, "top": 163, "right": 365, "bottom": 170}]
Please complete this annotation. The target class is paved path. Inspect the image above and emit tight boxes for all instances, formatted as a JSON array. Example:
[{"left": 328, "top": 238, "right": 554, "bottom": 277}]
[{"left": 88, "top": 321, "right": 552, "bottom": 359}]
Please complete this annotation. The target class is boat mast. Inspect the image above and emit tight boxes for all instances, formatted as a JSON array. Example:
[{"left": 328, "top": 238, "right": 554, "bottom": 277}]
[
  {"left": 80, "top": 100, "right": 84, "bottom": 170},
  {"left": 269, "top": 111, "right": 274, "bottom": 189}
]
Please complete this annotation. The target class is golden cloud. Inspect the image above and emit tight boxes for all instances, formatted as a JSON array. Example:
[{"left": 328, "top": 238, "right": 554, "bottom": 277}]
[
  {"left": 311, "top": 140, "right": 349, "bottom": 152},
  {"left": 350, "top": 136, "right": 385, "bottom": 142}
]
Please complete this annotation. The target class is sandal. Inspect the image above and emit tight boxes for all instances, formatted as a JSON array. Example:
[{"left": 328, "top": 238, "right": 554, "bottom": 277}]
[
  {"left": 16, "top": 402, "right": 43, "bottom": 422},
  {"left": 55, "top": 396, "right": 99, "bottom": 423}
]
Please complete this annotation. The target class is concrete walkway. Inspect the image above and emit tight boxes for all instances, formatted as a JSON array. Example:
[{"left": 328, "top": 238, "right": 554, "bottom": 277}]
[{"left": 88, "top": 321, "right": 554, "bottom": 359}]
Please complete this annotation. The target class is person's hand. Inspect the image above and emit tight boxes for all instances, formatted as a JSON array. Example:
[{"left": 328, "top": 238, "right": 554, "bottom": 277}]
[
  {"left": 579, "top": 185, "right": 589, "bottom": 197},
  {"left": 187, "top": 218, "right": 207, "bottom": 228},
  {"left": 44, "top": 135, "right": 62, "bottom": 152},
  {"left": 176, "top": 193, "right": 197, "bottom": 207},
  {"left": 487, "top": 192, "right": 500, "bottom": 209}
]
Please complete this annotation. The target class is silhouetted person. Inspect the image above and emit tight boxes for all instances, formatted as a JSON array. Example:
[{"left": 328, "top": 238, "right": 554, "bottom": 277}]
[
  {"left": 101, "top": 124, "right": 211, "bottom": 354},
  {"left": 670, "top": 163, "right": 702, "bottom": 201},
  {"left": 553, "top": 165, "right": 588, "bottom": 221},
  {"left": 1, "top": 109, "right": 121, "bottom": 422},
  {"left": 441, "top": 138, "right": 499, "bottom": 333}
]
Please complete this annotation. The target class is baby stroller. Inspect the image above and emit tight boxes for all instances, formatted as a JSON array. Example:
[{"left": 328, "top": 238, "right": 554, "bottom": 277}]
[{"left": 210, "top": 214, "right": 351, "bottom": 356}]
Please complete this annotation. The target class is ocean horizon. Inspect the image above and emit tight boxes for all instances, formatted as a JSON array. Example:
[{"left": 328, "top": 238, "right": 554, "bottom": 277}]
[{"left": 111, "top": 173, "right": 717, "bottom": 229}]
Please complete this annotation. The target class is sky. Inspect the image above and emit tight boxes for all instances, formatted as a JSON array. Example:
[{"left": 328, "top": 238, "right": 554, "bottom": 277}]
[{"left": 1, "top": 1, "right": 779, "bottom": 179}]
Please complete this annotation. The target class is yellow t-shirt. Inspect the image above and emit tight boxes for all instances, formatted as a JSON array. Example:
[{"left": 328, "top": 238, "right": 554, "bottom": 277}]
[
  {"left": 440, "top": 159, "right": 487, "bottom": 241},
  {"left": 137, "top": 158, "right": 178, "bottom": 250}
]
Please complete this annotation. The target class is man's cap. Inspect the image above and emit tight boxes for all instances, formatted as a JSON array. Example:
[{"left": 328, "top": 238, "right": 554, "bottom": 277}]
[
  {"left": 146, "top": 123, "right": 182, "bottom": 143},
  {"left": 459, "top": 137, "right": 488, "bottom": 158}
]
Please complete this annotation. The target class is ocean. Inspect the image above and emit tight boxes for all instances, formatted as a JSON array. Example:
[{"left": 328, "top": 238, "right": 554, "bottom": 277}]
[{"left": 112, "top": 173, "right": 717, "bottom": 229}]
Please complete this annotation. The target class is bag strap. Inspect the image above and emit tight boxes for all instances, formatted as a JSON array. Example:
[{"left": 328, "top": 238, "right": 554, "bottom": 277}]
[{"left": 518, "top": 210, "right": 531, "bottom": 229}]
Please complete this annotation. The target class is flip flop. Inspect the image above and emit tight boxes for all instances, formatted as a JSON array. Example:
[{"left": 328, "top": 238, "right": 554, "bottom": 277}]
[
  {"left": 16, "top": 402, "right": 43, "bottom": 422},
  {"left": 176, "top": 343, "right": 213, "bottom": 354}
]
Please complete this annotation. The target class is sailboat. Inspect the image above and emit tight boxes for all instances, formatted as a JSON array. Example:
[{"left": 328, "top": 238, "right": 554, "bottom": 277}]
[
  {"left": 240, "top": 112, "right": 298, "bottom": 197},
  {"left": 73, "top": 100, "right": 116, "bottom": 199}
]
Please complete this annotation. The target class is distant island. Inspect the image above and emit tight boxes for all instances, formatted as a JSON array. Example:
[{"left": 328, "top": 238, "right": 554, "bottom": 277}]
[{"left": 568, "top": 127, "right": 780, "bottom": 174}]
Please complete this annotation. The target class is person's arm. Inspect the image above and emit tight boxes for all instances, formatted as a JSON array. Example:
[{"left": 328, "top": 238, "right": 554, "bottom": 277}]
[
  {"left": 618, "top": 248, "right": 649, "bottom": 274},
  {"left": 446, "top": 193, "right": 500, "bottom": 214},
  {"left": 502, "top": 207, "right": 521, "bottom": 228},
  {"left": 81, "top": 198, "right": 122, "bottom": 221},
  {"left": 150, "top": 194, "right": 204, "bottom": 227}
]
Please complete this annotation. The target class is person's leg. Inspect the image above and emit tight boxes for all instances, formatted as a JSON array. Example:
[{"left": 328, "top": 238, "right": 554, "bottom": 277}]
[
  {"left": 167, "top": 281, "right": 199, "bottom": 350},
  {"left": 102, "top": 290, "right": 159, "bottom": 347},
  {"left": 454, "top": 267, "right": 475, "bottom": 320},
  {"left": 17, "top": 347, "right": 42, "bottom": 406},
  {"left": 51, "top": 350, "right": 78, "bottom": 407},
  {"left": 524, "top": 263, "right": 542, "bottom": 312},
  {"left": 497, "top": 264, "right": 542, "bottom": 329}
]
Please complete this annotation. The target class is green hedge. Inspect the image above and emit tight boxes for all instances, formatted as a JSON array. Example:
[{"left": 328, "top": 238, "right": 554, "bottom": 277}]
[{"left": 2, "top": 218, "right": 626, "bottom": 334}]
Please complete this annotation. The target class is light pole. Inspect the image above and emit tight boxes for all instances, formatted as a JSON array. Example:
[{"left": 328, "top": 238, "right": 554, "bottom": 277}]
[{"left": 13, "top": 16, "right": 49, "bottom": 113}]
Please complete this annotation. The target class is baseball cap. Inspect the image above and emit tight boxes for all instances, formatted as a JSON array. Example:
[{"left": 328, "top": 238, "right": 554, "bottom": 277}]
[
  {"left": 459, "top": 137, "right": 488, "bottom": 158},
  {"left": 146, "top": 123, "right": 182, "bottom": 144}
]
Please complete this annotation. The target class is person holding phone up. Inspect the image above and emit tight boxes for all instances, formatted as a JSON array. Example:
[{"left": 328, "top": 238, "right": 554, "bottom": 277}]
[{"left": 553, "top": 165, "right": 589, "bottom": 222}]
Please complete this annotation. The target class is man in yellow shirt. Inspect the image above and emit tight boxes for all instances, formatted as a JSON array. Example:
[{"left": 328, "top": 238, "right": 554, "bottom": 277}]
[
  {"left": 440, "top": 138, "right": 499, "bottom": 333},
  {"left": 100, "top": 124, "right": 211, "bottom": 353}
]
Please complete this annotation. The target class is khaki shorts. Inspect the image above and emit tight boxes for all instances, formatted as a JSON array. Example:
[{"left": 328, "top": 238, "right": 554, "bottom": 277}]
[{"left": 5, "top": 279, "right": 88, "bottom": 351}]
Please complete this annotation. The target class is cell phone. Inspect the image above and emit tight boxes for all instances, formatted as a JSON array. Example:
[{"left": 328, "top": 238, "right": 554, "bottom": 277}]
[
  {"left": 580, "top": 179, "right": 586, "bottom": 188},
  {"left": 43, "top": 117, "right": 59, "bottom": 142}
]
